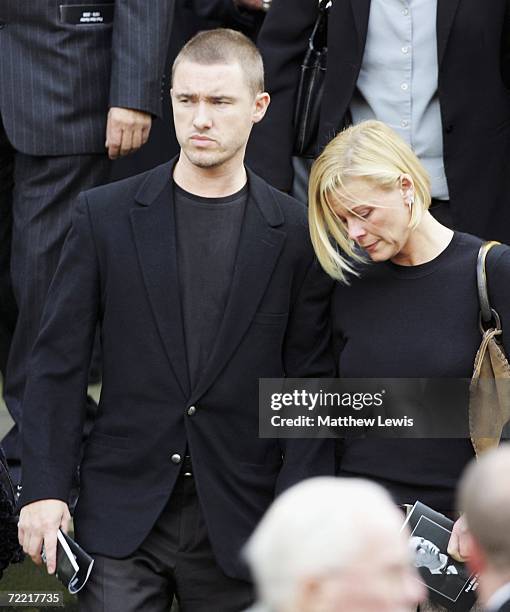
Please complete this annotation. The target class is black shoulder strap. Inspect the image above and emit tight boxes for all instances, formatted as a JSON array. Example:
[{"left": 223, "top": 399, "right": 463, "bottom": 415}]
[{"left": 309, "top": 0, "right": 333, "bottom": 51}]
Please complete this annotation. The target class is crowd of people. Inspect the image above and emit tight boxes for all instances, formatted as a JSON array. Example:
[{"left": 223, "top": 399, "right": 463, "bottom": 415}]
[{"left": 1, "top": 1, "right": 510, "bottom": 611}]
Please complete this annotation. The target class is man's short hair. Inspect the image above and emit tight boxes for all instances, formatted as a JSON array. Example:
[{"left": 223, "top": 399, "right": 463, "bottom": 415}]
[
  {"left": 243, "top": 477, "right": 403, "bottom": 611},
  {"left": 172, "top": 28, "right": 264, "bottom": 96},
  {"left": 458, "top": 444, "right": 510, "bottom": 570}
]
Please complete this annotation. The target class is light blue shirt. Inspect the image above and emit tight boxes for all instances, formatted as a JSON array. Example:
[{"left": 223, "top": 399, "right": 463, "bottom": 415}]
[{"left": 350, "top": 0, "right": 449, "bottom": 200}]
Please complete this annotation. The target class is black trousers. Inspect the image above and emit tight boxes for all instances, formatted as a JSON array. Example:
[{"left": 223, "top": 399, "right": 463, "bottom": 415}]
[
  {"left": 78, "top": 460, "right": 255, "bottom": 612},
  {"left": 0, "top": 118, "right": 110, "bottom": 470}
]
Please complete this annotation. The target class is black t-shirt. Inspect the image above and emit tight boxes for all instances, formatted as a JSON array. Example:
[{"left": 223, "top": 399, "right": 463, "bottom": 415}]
[
  {"left": 174, "top": 182, "right": 247, "bottom": 389},
  {"left": 333, "top": 232, "right": 510, "bottom": 511}
]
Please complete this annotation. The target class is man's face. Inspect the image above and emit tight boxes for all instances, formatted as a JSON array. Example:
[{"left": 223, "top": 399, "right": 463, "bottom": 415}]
[
  {"left": 171, "top": 60, "right": 268, "bottom": 171},
  {"left": 298, "top": 529, "right": 425, "bottom": 612},
  {"left": 410, "top": 536, "right": 443, "bottom": 571}
]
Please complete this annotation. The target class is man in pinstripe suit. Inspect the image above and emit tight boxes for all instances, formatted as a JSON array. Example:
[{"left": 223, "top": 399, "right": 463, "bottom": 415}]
[{"left": 0, "top": 0, "right": 174, "bottom": 474}]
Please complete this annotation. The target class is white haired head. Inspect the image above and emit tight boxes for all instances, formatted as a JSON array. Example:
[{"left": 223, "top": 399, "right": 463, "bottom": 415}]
[{"left": 244, "top": 477, "right": 415, "bottom": 612}]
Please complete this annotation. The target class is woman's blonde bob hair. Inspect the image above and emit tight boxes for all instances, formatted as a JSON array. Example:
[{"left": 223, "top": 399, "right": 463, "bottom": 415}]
[{"left": 308, "top": 120, "right": 431, "bottom": 283}]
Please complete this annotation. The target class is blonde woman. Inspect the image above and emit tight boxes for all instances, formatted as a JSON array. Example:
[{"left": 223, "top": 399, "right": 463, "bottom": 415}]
[{"left": 309, "top": 120, "right": 510, "bottom": 607}]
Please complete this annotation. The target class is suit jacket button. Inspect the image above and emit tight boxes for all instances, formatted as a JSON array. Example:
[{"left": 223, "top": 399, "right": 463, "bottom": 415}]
[
  {"left": 171, "top": 453, "right": 182, "bottom": 464},
  {"left": 187, "top": 405, "right": 196, "bottom": 416}
]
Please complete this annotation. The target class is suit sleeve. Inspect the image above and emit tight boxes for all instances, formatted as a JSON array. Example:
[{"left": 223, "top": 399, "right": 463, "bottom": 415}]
[
  {"left": 502, "top": 0, "right": 510, "bottom": 88},
  {"left": 108, "top": 0, "right": 175, "bottom": 117},
  {"left": 246, "top": 0, "right": 318, "bottom": 191},
  {"left": 276, "top": 252, "right": 336, "bottom": 494},
  {"left": 19, "top": 194, "right": 100, "bottom": 508}
]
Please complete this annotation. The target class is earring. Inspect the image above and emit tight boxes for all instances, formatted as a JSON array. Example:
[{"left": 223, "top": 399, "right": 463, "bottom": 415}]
[{"left": 405, "top": 190, "right": 414, "bottom": 211}]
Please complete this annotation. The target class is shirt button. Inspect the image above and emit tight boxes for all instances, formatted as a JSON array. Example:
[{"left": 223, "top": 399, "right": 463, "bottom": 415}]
[
  {"left": 171, "top": 453, "right": 182, "bottom": 464},
  {"left": 401, "top": 83, "right": 408, "bottom": 91},
  {"left": 402, "top": 8, "right": 409, "bottom": 16},
  {"left": 187, "top": 405, "right": 196, "bottom": 416},
  {"left": 401, "top": 46, "right": 409, "bottom": 54},
  {"left": 401, "top": 120, "right": 409, "bottom": 128}
]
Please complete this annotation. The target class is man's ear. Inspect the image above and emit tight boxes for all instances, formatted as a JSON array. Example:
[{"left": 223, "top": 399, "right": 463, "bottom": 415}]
[{"left": 252, "top": 92, "right": 271, "bottom": 124}]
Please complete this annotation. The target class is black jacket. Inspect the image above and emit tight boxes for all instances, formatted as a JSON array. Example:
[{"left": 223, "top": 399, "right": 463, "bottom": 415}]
[
  {"left": 190, "top": 0, "right": 264, "bottom": 37},
  {"left": 19, "top": 160, "right": 335, "bottom": 579},
  {"left": 494, "top": 598, "right": 510, "bottom": 612},
  {"left": 248, "top": 0, "right": 510, "bottom": 243}
]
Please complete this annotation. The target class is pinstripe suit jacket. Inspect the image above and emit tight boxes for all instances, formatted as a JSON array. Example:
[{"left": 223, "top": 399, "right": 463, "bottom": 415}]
[{"left": 0, "top": 0, "right": 173, "bottom": 156}]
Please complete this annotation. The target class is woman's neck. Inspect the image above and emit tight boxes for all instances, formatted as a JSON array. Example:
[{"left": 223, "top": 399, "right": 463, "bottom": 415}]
[{"left": 391, "top": 212, "right": 454, "bottom": 266}]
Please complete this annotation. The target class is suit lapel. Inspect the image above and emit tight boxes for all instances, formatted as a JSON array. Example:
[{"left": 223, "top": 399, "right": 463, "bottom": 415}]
[
  {"left": 188, "top": 171, "right": 286, "bottom": 404},
  {"left": 130, "top": 161, "right": 190, "bottom": 398},
  {"left": 436, "top": 0, "right": 461, "bottom": 67},
  {"left": 348, "top": 0, "right": 371, "bottom": 49}
]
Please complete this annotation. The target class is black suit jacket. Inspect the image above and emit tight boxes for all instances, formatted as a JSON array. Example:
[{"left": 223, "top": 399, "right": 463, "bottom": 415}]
[
  {"left": 19, "top": 160, "right": 335, "bottom": 579},
  {"left": 191, "top": 0, "right": 264, "bottom": 37},
  {"left": 0, "top": 0, "right": 173, "bottom": 155},
  {"left": 493, "top": 598, "right": 510, "bottom": 612},
  {"left": 247, "top": 0, "right": 510, "bottom": 243}
]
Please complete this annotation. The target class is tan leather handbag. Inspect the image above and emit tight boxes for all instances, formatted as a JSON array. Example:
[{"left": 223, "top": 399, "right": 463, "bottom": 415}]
[{"left": 469, "top": 241, "right": 510, "bottom": 457}]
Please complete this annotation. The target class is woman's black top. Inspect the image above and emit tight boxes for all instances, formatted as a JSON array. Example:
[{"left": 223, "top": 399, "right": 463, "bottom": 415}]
[{"left": 333, "top": 232, "right": 510, "bottom": 511}]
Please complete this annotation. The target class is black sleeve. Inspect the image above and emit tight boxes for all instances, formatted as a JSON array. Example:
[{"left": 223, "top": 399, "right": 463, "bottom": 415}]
[
  {"left": 19, "top": 194, "right": 100, "bottom": 508},
  {"left": 501, "top": 0, "right": 510, "bottom": 88},
  {"left": 276, "top": 253, "right": 336, "bottom": 494},
  {"left": 246, "top": 0, "right": 318, "bottom": 191},
  {"left": 488, "top": 244, "right": 510, "bottom": 355}
]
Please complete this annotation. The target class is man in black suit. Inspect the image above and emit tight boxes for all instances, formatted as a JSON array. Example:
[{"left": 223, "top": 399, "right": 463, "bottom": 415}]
[
  {"left": 0, "top": 1, "right": 173, "bottom": 472},
  {"left": 17, "top": 29, "right": 335, "bottom": 612},
  {"left": 457, "top": 446, "right": 510, "bottom": 612},
  {"left": 247, "top": 0, "right": 510, "bottom": 243}
]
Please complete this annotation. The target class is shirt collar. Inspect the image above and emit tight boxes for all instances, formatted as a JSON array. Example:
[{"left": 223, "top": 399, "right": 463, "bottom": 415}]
[{"left": 486, "top": 582, "right": 510, "bottom": 611}]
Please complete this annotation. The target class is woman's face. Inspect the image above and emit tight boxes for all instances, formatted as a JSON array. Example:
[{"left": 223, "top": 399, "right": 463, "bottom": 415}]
[{"left": 331, "top": 177, "right": 413, "bottom": 262}]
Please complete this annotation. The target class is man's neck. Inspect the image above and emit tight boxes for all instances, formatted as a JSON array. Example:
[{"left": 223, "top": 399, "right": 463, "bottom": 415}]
[{"left": 173, "top": 153, "right": 247, "bottom": 198}]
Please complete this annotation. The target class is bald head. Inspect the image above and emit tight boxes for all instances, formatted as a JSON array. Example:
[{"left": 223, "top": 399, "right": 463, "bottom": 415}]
[
  {"left": 244, "top": 477, "right": 424, "bottom": 612},
  {"left": 458, "top": 444, "right": 510, "bottom": 570}
]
